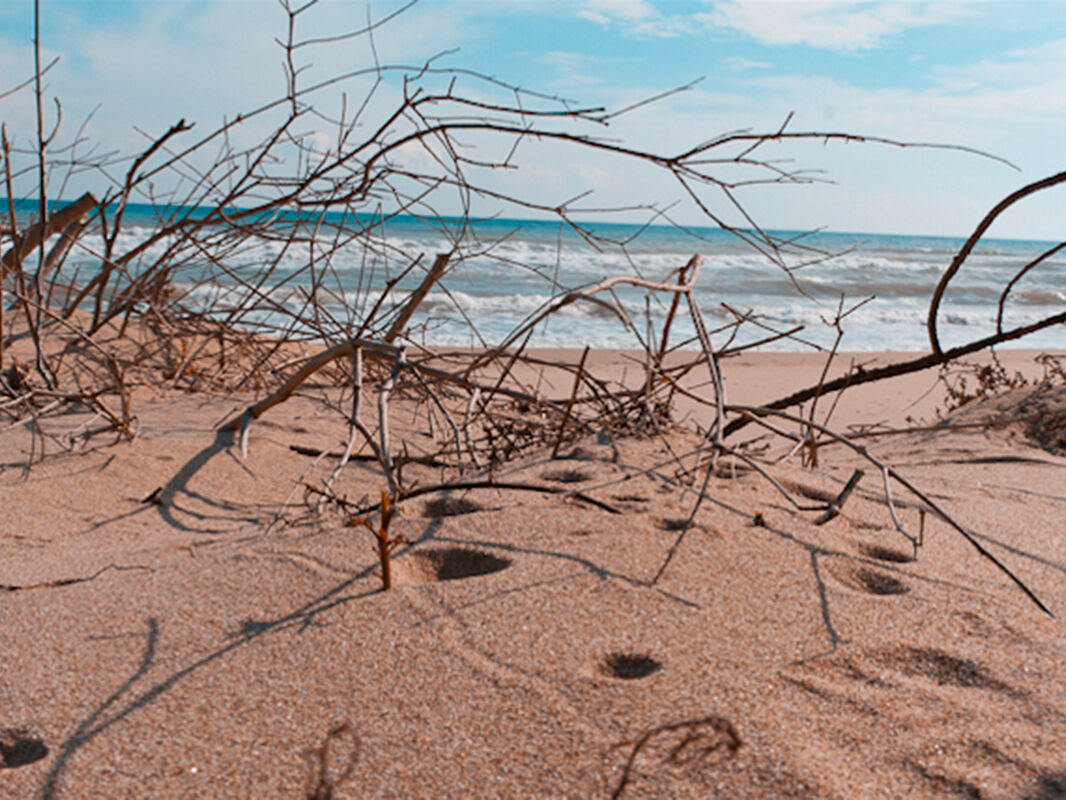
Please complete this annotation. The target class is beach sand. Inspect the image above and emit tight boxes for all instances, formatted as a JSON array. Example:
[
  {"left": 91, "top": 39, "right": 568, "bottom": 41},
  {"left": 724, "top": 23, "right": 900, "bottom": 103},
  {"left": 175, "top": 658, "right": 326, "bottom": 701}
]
[{"left": 3, "top": 346, "right": 1066, "bottom": 798}]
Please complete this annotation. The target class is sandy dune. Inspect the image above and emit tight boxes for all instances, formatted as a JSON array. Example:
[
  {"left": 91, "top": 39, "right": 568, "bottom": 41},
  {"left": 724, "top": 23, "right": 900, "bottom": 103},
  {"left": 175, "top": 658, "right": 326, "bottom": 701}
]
[{"left": 3, "top": 349, "right": 1066, "bottom": 798}]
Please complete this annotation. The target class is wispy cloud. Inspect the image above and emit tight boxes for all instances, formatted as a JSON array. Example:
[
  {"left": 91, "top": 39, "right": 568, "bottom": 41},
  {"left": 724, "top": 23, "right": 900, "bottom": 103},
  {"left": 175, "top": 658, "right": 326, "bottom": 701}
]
[
  {"left": 575, "top": 0, "right": 660, "bottom": 25},
  {"left": 707, "top": 1, "right": 974, "bottom": 53},
  {"left": 931, "top": 35, "right": 1066, "bottom": 93},
  {"left": 722, "top": 55, "right": 772, "bottom": 71},
  {"left": 540, "top": 51, "right": 604, "bottom": 87},
  {"left": 574, "top": 0, "right": 701, "bottom": 37},
  {"left": 575, "top": 1, "right": 973, "bottom": 51}
]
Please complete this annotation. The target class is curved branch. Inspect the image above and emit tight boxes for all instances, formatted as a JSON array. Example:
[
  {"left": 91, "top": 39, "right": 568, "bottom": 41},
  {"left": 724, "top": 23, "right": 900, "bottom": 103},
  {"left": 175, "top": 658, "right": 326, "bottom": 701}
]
[
  {"left": 995, "top": 240, "right": 1066, "bottom": 335},
  {"left": 927, "top": 171, "right": 1066, "bottom": 356}
]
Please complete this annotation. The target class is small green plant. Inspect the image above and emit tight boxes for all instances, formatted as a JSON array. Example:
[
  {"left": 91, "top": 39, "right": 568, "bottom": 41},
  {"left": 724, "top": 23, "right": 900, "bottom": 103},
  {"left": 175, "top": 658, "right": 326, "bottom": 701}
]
[{"left": 348, "top": 491, "right": 404, "bottom": 590}]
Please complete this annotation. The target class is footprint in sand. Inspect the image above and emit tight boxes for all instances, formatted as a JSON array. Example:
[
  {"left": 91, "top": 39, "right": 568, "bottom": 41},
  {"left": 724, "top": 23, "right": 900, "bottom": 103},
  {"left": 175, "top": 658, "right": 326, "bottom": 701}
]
[
  {"left": 591, "top": 651, "right": 663, "bottom": 681},
  {"left": 0, "top": 728, "right": 48, "bottom": 769},
  {"left": 391, "top": 546, "right": 512, "bottom": 585},
  {"left": 828, "top": 559, "right": 911, "bottom": 596}
]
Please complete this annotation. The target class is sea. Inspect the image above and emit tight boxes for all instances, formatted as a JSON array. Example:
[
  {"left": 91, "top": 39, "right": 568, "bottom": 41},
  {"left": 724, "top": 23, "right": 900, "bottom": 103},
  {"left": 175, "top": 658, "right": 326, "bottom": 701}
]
[{"left": 13, "top": 201, "right": 1066, "bottom": 354}]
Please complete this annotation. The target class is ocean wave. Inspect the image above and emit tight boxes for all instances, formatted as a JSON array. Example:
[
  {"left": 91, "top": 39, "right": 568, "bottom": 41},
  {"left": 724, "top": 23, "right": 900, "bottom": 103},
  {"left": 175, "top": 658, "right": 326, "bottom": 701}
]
[{"left": 48, "top": 216, "right": 1066, "bottom": 353}]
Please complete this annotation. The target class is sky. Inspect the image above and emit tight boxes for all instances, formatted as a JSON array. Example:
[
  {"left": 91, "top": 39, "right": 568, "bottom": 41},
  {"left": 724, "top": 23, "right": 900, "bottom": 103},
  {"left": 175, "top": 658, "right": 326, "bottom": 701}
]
[{"left": 0, "top": 0, "right": 1064, "bottom": 240}]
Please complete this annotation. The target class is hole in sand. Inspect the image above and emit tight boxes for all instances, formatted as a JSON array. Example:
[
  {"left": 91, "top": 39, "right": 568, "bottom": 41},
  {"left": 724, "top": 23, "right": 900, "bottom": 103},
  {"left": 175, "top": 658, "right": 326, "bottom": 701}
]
[
  {"left": 0, "top": 729, "right": 48, "bottom": 769},
  {"left": 859, "top": 544, "right": 914, "bottom": 564},
  {"left": 829, "top": 560, "right": 911, "bottom": 597},
  {"left": 856, "top": 569, "right": 910, "bottom": 595},
  {"left": 598, "top": 652, "right": 662, "bottom": 680},
  {"left": 543, "top": 469, "right": 591, "bottom": 484},
  {"left": 395, "top": 547, "right": 511, "bottom": 584},
  {"left": 659, "top": 517, "right": 699, "bottom": 532},
  {"left": 423, "top": 496, "right": 482, "bottom": 518}
]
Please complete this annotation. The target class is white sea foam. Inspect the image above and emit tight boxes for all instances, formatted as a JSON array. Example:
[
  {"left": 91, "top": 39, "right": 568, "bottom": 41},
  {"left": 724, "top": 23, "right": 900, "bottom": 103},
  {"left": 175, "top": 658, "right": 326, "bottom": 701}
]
[{"left": 52, "top": 215, "right": 1066, "bottom": 352}]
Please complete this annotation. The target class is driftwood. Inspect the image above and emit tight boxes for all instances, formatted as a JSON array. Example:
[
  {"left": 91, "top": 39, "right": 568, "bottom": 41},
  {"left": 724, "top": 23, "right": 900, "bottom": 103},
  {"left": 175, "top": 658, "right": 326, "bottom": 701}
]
[
  {"left": 220, "top": 257, "right": 712, "bottom": 465},
  {"left": 722, "top": 170, "right": 1066, "bottom": 441},
  {"left": 220, "top": 339, "right": 563, "bottom": 433},
  {"left": 0, "top": 191, "right": 97, "bottom": 273},
  {"left": 814, "top": 469, "right": 864, "bottom": 525},
  {"left": 384, "top": 252, "right": 450, "bottom": 343}
]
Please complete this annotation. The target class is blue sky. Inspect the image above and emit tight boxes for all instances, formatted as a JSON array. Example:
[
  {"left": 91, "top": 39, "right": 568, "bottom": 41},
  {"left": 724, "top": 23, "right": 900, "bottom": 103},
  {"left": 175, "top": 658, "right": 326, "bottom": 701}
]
[{"left": 1, "top": 0, "right": 1065, "bottom": 239}]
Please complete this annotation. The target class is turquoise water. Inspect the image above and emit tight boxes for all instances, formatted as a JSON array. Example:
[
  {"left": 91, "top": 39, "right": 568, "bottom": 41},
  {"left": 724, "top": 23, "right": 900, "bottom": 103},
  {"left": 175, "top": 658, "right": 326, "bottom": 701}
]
[{"left": 8, "top": 200, "right": 1066, "bottom": 352}]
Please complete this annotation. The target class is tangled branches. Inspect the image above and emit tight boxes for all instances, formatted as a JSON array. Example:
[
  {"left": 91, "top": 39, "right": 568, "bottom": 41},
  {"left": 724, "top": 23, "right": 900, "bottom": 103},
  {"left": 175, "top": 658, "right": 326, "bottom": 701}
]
[{"left": 2, "top": 1, "right": 1063, "bottom": 615}]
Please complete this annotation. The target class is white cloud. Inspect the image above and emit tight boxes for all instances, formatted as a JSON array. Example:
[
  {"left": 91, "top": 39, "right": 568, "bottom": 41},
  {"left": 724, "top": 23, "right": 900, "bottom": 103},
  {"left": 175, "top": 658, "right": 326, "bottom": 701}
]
[
  {"left": 573, "top": 1, "right": 974, "bottom": 50},
  {"left": 575, "top": 0, "right": 700, "bottom": 37},
  {"left": 707, "top": 1, "right": 973, "bottom": 53},
  {"left": 0, "top": 0, "right": 509, "bottom": 211},
  {"left": 576, "top": 0, "right": 661, "bottom": 25},
  {"left": 931, "top": 35, "right": 1066, "bottom": 91},
  {"left": 0, "top": 3, "right": 490, "bottom": 155},
  {"left": 560, "top": 37, "right": 1066, "bottom": 238}
]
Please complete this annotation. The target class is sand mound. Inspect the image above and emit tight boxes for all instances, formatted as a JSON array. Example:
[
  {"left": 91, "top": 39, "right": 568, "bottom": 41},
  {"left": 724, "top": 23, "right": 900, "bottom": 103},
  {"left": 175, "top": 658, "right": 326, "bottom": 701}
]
[
  {"left": 945, "top": 383, "right": 1066, "bottom": 456},
  {"left": 5, "top": 351, "right": 1066, "bottom": 797}
]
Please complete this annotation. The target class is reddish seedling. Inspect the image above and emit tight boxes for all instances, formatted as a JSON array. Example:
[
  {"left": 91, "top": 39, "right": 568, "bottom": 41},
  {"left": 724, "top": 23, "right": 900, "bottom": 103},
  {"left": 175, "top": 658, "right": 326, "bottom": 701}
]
[{"left": 348, "top": 491, "right": 404, "bottom": 590}]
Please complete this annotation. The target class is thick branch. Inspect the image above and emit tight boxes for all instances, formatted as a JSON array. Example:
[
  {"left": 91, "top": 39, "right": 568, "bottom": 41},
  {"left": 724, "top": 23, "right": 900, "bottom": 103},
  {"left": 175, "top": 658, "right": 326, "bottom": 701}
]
[
  {"left": 723, "top": 308, "right": 1066, "bottom": 440},
  {"left": 1, "top": 191, "right": 97, "bottom": 272},
  {"left": 384, "top": 251, "right": 450, "bottom": 343}
]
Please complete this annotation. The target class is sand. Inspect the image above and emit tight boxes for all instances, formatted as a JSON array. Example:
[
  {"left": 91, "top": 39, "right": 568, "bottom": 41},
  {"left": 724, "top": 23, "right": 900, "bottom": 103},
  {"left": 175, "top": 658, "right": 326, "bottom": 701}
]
[{"left": 3, "top": 346, "right": 1066, "bottom": 798}]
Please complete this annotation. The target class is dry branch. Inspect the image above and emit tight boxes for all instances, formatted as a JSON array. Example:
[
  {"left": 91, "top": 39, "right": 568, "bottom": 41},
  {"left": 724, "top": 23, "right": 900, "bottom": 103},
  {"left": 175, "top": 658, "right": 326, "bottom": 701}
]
[
  {"left": 927, "top": 171, "right": 1066, "bottom": 356},
  {"left": 729, "top": 404, "right": 1052, "bottom": 616},
  {"left": 384, "top": 251, "right": 450, "bottom": 343},
  {"left": 722, "top": 309, "right": 1066, "bottom": 440},
  {"left": 4, "top": 0, "right": 1062, "bottom": 638},
  {"left": 219, "top": 338, "right": 564, "bottom": 445},
  {"left": 0, "top": 191, "right": 96, "bottom": 273},
  {"left": 814, "top": 469, "right": 863, "bottom": 525}
]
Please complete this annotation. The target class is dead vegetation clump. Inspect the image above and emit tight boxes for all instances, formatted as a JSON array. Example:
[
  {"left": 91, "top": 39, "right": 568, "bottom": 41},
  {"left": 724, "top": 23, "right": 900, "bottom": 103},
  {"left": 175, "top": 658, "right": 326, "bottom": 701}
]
[{"left": 935, "top": 354, "right": 1066, "bottom": 456}]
